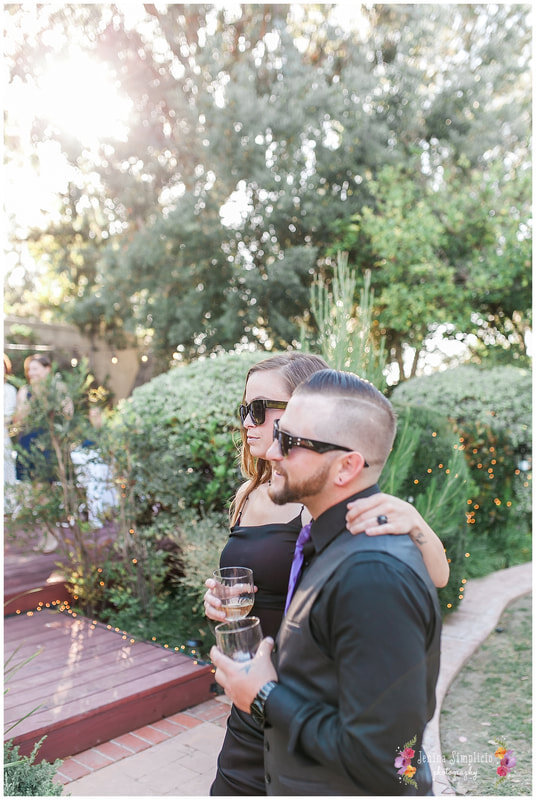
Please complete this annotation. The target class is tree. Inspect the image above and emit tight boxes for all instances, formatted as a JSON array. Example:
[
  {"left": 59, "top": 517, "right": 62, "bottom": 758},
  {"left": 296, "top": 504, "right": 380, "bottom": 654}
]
[
  {"left": 4, "top": 4, "right": 531, "bottom": 376},
  {"left": 330, "top": 158, "right": 531, "bottom": 379}
]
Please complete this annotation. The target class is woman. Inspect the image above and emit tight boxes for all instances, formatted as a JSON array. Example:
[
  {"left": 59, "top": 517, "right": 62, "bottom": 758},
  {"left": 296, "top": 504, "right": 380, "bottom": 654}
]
[
  {"left": 204, "top": 353, "right": 449, "bottom": 795},
  {"left": 13, "top": 355, "right": 54, "bottom": 482},
  {"left": 13, "top": 354, "right": 73, "bottom": 482}
]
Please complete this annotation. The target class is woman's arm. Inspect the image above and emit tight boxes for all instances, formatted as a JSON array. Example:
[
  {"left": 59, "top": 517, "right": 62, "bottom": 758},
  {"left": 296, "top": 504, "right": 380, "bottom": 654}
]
[{"left": 345, "top": 492, "right": 449, "bottom": 588}]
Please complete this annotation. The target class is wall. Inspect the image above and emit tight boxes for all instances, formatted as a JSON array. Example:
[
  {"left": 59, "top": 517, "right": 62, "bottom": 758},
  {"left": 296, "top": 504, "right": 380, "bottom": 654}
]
[{"left": 4, "top": 316, "right": 153, "bottom": 401}]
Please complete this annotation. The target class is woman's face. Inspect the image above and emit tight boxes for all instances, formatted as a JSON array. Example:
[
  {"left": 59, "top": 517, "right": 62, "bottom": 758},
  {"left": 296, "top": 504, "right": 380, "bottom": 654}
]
[
  {"left": 28, "top": 360, "right": 51, "bottom": 384},
  {"left": 243, "top": 369, "right": 291, "bottom": 460}
]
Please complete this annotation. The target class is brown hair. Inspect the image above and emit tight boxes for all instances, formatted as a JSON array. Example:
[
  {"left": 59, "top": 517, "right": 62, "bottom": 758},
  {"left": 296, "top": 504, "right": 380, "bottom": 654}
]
[{"left": 231, "top": 352, "right": 329, "bottom": 525}]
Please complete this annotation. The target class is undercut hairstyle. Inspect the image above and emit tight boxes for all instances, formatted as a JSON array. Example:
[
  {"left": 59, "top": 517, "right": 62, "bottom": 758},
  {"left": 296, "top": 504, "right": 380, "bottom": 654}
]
[
  {"left": 293, "top": 369, "right": 397, "bottom": 474},
  {"left": 232, "top": 352, "right": 329, "bottom": 525}
]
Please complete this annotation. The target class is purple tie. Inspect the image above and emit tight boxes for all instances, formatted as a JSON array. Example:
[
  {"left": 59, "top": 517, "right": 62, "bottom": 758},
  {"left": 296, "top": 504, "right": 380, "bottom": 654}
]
[{"left": 284, "top": 522, "right": 312, "bottom": 615}]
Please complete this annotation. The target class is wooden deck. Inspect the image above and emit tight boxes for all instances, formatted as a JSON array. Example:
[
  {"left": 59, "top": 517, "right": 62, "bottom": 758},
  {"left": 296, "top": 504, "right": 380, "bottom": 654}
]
[
  {"left": 4, "top": 543, "right": 71, "bottom": 615},
  {"left": 4, "top": 542, "right": 215, "bottom": 762},
  {"left": 4, "top": 610, "right": 214, "bottom": 762}
]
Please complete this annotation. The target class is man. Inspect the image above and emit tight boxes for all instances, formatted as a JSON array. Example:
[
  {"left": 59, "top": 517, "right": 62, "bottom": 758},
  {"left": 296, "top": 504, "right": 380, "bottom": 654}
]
[{"left": 211, "top": 369, "right": 441, "bottom": 795}]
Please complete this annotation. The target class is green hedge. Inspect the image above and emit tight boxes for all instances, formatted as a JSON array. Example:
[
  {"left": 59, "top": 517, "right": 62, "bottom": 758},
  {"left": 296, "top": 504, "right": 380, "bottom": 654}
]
[
  {"left": 392, "top": 365, "right": 532, "bottom": 576},
  {"left": 108, "top": 351, "right": 267, "bottom": 521}
]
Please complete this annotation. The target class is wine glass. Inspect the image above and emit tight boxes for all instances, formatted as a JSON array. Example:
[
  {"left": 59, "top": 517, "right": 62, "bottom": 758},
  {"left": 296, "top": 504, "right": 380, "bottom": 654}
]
[
  {"left": 215, "top": 616, "right": 263, "bottom": 662},
  {"left": 212, "top": 566, "right": 254, "bottom": 620}
]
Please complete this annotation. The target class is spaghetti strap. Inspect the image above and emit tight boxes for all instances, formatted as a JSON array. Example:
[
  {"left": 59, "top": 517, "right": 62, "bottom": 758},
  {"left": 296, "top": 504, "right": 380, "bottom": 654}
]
[{"left": 235, "top": 494, "right": 249, "bottom": 526}]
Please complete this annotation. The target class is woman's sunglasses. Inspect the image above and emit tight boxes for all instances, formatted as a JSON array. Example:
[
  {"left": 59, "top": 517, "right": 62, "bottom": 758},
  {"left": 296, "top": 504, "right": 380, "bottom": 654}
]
[
  {"left": 239, "top": 399, "right": 288, "bottom": 426},
  {"left": 273, "top": 419, "right": 369, "bottom": 466}
]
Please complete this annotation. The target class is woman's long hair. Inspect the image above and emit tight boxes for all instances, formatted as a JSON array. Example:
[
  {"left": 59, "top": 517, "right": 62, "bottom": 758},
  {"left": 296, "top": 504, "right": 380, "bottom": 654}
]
[{"left": 231, "top": 352, "right": 329, "bottom": 525}]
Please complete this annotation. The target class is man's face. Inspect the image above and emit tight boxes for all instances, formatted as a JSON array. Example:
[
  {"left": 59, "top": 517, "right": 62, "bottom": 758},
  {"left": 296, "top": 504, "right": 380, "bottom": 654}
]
[{"left": 266, "top": 395, "right": 337, "bottom": 507}]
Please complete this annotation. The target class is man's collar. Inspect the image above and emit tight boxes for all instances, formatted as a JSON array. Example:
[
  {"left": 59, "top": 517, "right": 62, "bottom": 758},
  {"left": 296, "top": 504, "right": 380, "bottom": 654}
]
[{"left": 308, "top": 485, "right": 381, "bottom": 556}]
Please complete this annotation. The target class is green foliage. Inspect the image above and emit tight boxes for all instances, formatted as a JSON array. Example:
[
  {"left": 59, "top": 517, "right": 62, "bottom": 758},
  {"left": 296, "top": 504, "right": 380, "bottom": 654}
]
[
  {"left": 4, "top": 5, "right": 530, "bottom": 374},
  {"left": 310, "top": 252, "right": 387, "bottom": 391},
  {"left": 5, "top": 363, "right": 113, "bottom": 581},
  {"left": 173, "top": 510, "right": 231, "bottom": 615},
  {"left": 331, "top": 162, "right": 531, "bottom": 379},
  {"left": 392, "top": 366, "right": 532, "bottom": 577},
  {"left": 107, "top": 351, "right": 267, "bottom": 521},
  {"left": 384, "top": 404, "right": 474, "bottom": 614},
  {"left": 4, "top": 739, "right": 63, "bottom": 797}
]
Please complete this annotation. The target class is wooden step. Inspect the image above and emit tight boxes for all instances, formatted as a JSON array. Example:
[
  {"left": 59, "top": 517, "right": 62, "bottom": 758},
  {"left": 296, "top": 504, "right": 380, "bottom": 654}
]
[
  {"left": 4, "top": 542, "right": 70, "bottom": 615},
  {"left": 4, "top": 610, "right": 214, "bottom": 762}
]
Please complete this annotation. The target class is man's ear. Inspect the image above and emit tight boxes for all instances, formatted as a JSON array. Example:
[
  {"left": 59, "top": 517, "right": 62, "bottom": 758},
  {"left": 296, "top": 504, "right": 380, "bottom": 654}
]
[{"left": 333, "top": 451, "right": 367, "bottom": 486}]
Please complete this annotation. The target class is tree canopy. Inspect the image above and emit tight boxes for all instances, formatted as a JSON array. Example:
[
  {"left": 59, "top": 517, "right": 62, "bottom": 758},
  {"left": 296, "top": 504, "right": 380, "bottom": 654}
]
[{"left": 4, "top": 3, "right": 532, "bottom": 377}]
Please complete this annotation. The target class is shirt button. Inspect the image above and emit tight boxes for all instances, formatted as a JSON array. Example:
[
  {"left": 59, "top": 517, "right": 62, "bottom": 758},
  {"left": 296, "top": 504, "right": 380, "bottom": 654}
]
[
  {"left": 265, "top": 773, "right": 271, "bottom": 784},
  {"left": 264, "top": 740, "right": 270, "bottom": 751},
  {"left": 272, "top": 642, "right": 278, "bottom": 653}
]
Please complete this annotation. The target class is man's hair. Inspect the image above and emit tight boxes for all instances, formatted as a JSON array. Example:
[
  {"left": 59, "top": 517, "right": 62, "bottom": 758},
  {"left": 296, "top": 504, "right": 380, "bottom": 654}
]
[{"left": 294, "top": 369, "right": 397, "bottom": 472}]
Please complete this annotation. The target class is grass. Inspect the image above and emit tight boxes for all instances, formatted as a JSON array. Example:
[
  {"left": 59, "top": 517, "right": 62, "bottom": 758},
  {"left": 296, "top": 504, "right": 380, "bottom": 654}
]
[{"left": 440, "top": 593, "right": 532, "bottom": 795}]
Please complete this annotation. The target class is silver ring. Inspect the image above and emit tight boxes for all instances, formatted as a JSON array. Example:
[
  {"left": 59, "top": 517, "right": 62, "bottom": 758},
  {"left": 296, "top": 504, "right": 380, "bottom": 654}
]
[{"left": 377, "top": 514, "right": 388, "bottom": 525}]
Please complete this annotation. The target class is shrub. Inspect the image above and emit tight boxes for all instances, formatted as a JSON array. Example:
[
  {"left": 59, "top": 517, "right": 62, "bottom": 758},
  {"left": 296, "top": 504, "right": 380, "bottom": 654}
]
[
  {"left": 392, "top": 365, "right": 532, "bottom": 576},
  {"left": 4, "top": 739, "right": 63, "bottom": 796},
  {"left": 5, "top": 362, "right": 116, "bottom": 614},
  {"left": 383, "top": 404, "right": 475, "bottom": 614},
  {"left": 107, "top": 351, "right": 267, "bottom": 522}
]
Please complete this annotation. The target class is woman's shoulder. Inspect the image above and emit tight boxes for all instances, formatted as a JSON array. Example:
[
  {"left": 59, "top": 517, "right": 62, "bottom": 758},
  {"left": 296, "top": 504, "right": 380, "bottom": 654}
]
[{"left": 235, "top": 480, "right": 252, "bottom": 504}]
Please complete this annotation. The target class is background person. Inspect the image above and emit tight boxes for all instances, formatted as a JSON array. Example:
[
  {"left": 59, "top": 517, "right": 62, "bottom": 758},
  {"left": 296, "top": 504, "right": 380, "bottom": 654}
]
[
  {"left": 205, "top": 353, "right": 448, "bottom": 795},
  {"left": 4, "top": 354, "right": 18, "bottom": 488},
  {"left": 211, "top": 369, "right": 442, "bottom": 795}
]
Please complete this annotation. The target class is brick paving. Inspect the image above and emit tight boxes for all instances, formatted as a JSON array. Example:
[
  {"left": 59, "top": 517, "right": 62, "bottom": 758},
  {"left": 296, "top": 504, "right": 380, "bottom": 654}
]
[{"left": 52, "top": 563, "right": 531, "bottom": 796}]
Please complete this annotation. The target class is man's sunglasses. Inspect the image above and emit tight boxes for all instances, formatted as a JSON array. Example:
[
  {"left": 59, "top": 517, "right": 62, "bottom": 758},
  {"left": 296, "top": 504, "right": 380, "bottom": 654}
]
[
  {"left": 239, "top": 399, "right": 288, "bottom": 426},
  {"left": 273, "top": 419, "right": 369, "bottom": 466}
]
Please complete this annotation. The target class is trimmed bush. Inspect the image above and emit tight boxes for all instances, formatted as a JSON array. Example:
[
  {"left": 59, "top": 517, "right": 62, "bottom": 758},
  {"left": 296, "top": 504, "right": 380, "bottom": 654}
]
[
  {"left": 392, "top": 365, "right": 532, "bottom": 576},
  {"left": 108, "top": 351, "right": 267, "bottom": 522}
]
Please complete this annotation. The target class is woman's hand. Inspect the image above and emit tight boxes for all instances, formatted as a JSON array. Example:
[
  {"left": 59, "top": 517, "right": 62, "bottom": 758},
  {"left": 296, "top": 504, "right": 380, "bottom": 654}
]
[
  {"left": 346, "top": 492, "right": 423, "bottom": 538},
  {"left": 203, "top": 578, "right": 258, "bottom": 622},
  {"left": 346, "top": 492, "right": 450, "bottom": 588},
  {"left": 204, "top": 578, "right": 227, "bottom": 622}
]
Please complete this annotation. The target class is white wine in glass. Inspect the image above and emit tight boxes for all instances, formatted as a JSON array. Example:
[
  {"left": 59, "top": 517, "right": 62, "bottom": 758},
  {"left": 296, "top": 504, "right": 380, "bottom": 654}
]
[{"left": 212, "top": 566, "right": 254, "bottom": 621}]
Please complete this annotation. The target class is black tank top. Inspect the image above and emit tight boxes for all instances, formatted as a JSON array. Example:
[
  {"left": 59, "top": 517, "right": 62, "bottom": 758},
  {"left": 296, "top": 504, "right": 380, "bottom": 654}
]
[{"left": 219, "top": 511, "right": 303, "bottom": 639}]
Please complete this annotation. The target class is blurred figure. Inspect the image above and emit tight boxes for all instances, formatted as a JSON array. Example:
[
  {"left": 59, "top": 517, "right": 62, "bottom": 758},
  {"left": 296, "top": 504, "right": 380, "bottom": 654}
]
[
  {"left": 13, "top": 355, "right": 54, "bottom": 482},
  {"left": 4, "top": 354, "right": 18, "bottom": 488},
  {"left": 71, "top": 402, "right": 117, "bottom": 527}
]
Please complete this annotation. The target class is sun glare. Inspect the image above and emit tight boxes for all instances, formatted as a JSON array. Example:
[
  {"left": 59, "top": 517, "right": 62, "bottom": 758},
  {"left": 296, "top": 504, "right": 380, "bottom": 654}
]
[{"left": 36, "top": 52, "right": 132, "bottom": 145}]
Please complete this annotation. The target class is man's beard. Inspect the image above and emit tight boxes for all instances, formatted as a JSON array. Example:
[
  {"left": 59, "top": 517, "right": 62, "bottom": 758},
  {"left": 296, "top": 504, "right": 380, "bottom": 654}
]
[{"left": 269, "top": 460, "right": 332, "bottom": 506}]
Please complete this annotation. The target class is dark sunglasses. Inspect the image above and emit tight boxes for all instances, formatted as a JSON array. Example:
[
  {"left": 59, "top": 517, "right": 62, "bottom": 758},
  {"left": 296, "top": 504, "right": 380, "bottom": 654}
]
[
  {"left": 273, "top": 419, "right": 369, "bottom": 466},
  {"left": 239, "top": 399, "right": 288, "bottom": 426}
]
